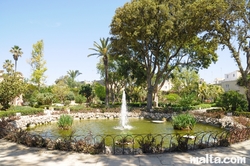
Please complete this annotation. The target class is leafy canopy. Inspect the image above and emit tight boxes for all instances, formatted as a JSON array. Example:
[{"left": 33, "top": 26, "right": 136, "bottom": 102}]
[{"left": 110, "top": 0, "right": 224, "bottom": 110}]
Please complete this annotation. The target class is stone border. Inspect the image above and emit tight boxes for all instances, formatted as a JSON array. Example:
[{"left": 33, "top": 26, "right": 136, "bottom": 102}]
[{"left": 9, "top": 111, "right": 243, "bottom": 130}]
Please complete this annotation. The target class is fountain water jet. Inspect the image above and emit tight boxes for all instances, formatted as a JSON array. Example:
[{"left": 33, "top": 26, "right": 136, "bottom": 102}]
[{"left": 114, "top": 90, "right": 132, "bottom": 130}]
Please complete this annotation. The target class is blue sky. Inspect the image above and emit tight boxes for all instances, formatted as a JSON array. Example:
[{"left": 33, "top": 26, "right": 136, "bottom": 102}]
[{"left": 0, "top": 0, "right": 245, "bottom": 85}]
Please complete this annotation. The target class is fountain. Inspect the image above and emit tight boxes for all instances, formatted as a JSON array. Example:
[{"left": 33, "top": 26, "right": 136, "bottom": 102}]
[{"left": 115, "top": 90, "right": 132, "bottom": 130}]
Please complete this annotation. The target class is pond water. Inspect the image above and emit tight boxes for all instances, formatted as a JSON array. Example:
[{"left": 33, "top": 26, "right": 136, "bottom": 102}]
[{"left": 27, "top": 118, "right": 224, "bottom": 140}]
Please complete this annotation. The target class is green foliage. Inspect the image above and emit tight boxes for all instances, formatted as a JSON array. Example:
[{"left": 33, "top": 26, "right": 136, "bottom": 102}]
[
  {"left": 165, "top": 93, "right": 181, "bottom": 104},
  {"left": 22, "top": 84, "right": 38, "bottom": 106},
  {"left": 178, "top": 93, "right": 199, "bottom": 107},
  {"left": 57, "top": 114, "right": 74, "bottom": 130},
  {"left": 75, "top": 94, "right": 86, "bottom": 104},
  {"left": 89, "top": 37, "right": 111, "bottom": 107},
  {"left": 36, "top": 92, "right": 54, "bottom": 105},
  {"left": 234, "top": 111, "right": 250, "bottom": 118},
  {"left": 52, "top": 80, "right": 70, "bottom": 103},
  {"left": 171, "top": 68, "right": 200, "bottom": 95},
  {"left": 110, "top": 0, "right": 221, "bottom": 110},
  {"left": 65, "top": 91, "right": 75, "bottom": 101},
  {"left": 93, "top": 83, "right": 105, "bottom": 101},
  {"left": 10, "top": 45, "right": 23, "bottom": 72},
  {"left": 66, "top": 70, "right": 82, "bottom": 88},
  {"left": 0, "top": 62, "right": 27, "bottom": 110},
  {"left": 0, "top": 106, "right": 43, "bottom": 117},
  {"left": 137, "top": 134, "right": 163, "bottom": 153},
  {"left": 192, "top": 104, "right": 212, "bottom": 109},
  {"left": 210, "top": 1, "right": 250, "bottom": 111},
  {"left": 172, "top": 113, "right": 196, "bottom": 130},
  {"left": 69, "top": 105, "right": 86, "bottom": 112},
  {"left": 28, "top": 40, "right": 47, "bottom": 89},
  {"left": 79, "top": 84, "right": 93, "bottom": 103},
  {"left": 216, "top": 91, "right": 248, "bottom": 112}
]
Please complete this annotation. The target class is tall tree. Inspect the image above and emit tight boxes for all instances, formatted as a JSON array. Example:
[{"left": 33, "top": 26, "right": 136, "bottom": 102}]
[
  {"left": 171, "top": 67, "right": 200, "bottom": 95},
  {"left": 28, "top": 40, "right": 47, "bottom": 89},
  {"left": 66, "top": 70, "right": 82, "bottom": 88},
  {"left": 3, "top": 60, "right": 14, "bottom": 73},
  {"left": 10, "top": 45, "right": 23, "bottom": 72},
  {"left": 88, "top": 38, "right": 111, "bottom": 107},
  {"left": 52, "top": 80, "right": 70, "bottom": 103},
  {"left": 0, "top": 60, "right": 27, "bottom": 110},
  {"left": 110, "top": 0, "right": 225, "bottom": 110},
  {"left": 209, "top": 0, "right": 250, "bottom": 111},
  {"left": 67, "top": 70, "right": 82, "bottom": 81}
]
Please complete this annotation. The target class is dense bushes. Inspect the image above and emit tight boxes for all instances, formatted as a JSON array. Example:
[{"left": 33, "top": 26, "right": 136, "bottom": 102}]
[
  {"left": 0, "top": 106, "right": 43, "bottom": 118},
  {"left": 216, "top": 91, "right": 248, "bottom": 112}
]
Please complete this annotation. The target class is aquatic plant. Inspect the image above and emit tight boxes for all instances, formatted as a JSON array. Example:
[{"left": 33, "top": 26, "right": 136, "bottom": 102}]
[
  {"left": 172, "top": 113, "right": 196, "bottom": 130},
  {"left": 57, "top": 114, "right": 73, "bottom": 130}
]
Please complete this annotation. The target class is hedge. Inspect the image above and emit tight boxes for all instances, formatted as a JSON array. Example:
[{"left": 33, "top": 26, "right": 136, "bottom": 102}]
[
  {"left": 234, "top": 111, "right": 250, "bottom": 118},
  {"left": 0, "top": 106, "right": 44, "bottom": 118}
]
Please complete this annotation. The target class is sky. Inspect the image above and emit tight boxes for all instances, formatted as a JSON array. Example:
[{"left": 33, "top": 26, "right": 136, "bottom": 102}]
[{"left": 0, "top": 0, "right": 246, "bottom": 85}]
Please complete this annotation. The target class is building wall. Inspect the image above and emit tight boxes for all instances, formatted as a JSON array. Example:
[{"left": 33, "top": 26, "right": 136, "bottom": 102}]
[
  {"left": 220, "top": 80, "right": 245, "bottom": 94},
  {"left": 224, "top": 70, "right": 241, "bottom": 81},
  {"left": 160, "top": 80, "right": 173, "bottom": 92},
  {"left": 218, "top": 70, "right": 245, "bottom": 95}
]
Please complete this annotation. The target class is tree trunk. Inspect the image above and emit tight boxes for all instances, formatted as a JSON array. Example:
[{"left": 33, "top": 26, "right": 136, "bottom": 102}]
[
  {"left": 104, "top": 57, "right": 109, "bottom": 107},
  {"left": 246, "top": 87, "right": 250, "bottom": 112},
  {"left": 154, "top": 93, "right": 159, "bottom": 107},
  {"left": 14, "top": 60, "right": 17, "bottom": 72},
  {"left": 146, "top": 78, "right": 153, "bottom": 111}
]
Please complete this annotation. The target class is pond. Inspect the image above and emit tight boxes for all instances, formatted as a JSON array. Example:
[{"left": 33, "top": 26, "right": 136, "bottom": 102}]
[{"left": 27, "top": 118, "right": 224, "bottom": 140}]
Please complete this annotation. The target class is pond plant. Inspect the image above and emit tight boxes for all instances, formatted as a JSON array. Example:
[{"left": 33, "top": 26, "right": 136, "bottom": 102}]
[
  {"left": 57, "top": 114, "right": 73, "bottom": 130},
  {"left": 172, "top": 113, "right": 196, "bottom": 130}
]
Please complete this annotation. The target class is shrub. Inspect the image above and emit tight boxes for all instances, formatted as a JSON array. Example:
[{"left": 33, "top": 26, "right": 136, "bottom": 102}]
[
  {"left": 165, "top": 93, "right": 181, "bottom": 104},
  {"left": 178, "top": 93, "right": 199, "bottom": 107},
  {"left": 0, "top": 106, "right": 44, "bottom": 117},
  {"left": 69, "top": 105, "right": 86, "bottom": 112},
  {"left": 57, "top": 114, "right": 73, "bottom": 130},
  {"left": 65, "top": 91, "right": 75, "bottom": 101},
  {"left": 172, "top": 113, "right": 196, "bottom": 130},
  {"left": 36, "top": 92, "right": 54, "bottom": 106},
  {"left": 216, "top": 91, "right": 248, "bottom": 112},
  {"left": 234, "top": 111, "right": 250, "bottom": 118},
  {"left": 75, "top": 94, "right": 87, "bottom": 104},
  {"left": 137, "top": 134, "right": 163, "bottom": 153}
]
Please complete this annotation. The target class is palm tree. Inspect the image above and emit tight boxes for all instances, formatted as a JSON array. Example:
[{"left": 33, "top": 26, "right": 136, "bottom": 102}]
[
  {"left": 67, "top": 70, "right": 82, "bottom": 81},
  {"left": 3, "top": 60, "right": 14, "bottom": 73},
  {"left": 67, "top": 70, "right": 82, "bottom": 88},
  {"left": 88, "top": 37, "right": 111, "bottom": 107},
  {"left": 10, "top": 45, "right": 23, "bottom": 72},
  {"left": 198, "top": 82, "right": 209, "bottom": 102}
]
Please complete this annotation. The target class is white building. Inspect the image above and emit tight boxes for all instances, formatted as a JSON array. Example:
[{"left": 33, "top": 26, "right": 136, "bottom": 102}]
[
  {"left": 160, "top": 80, "right": 173, "bottom": 92},
  {"left": 219, "top": 70, "right": 245, "bottom": 94}
]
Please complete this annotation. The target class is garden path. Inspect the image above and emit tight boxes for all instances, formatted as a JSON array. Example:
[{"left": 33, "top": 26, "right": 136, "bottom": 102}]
[{"left": 0, "top": 138, "right": 249, "bottom": 166}]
